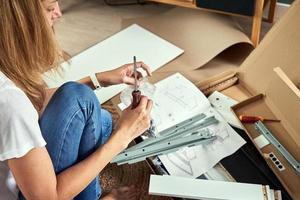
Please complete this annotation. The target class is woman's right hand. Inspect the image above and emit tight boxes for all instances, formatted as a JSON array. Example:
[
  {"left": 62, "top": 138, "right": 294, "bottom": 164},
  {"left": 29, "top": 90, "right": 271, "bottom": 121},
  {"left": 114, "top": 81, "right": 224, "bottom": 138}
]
[{"left": 114, "top": 96, "right": 153, "bottom": 146}]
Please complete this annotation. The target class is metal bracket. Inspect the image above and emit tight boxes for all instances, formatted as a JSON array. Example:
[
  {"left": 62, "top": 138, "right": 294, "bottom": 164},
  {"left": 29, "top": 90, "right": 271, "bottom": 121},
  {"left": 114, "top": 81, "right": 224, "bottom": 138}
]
[
  {"left": 112, "top": 114, "right": 219, "bottom": 165},
  {"left": 158, "top": 113, "right": 207, "bottom": 136},
  {"left": 255, "top": 121, "right": 300, "bottom": 174},
  {"left": 125, "top": 114, "right": 215, "bottom": 152},
  {"left": 112, "top": 134, "right": 217, "bottom": 165},
  {"left": 150, "top": 116, "right": 217, "bottom": 147}
]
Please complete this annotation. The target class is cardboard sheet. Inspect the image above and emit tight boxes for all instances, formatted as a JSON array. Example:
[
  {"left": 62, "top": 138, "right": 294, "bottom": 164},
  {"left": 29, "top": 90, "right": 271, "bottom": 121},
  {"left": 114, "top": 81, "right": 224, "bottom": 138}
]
[
  {"left": 149, "top": 43, "right": 253, "bottom": 85},
  {"left": 43, "top": 24, "right": 183, "bottom": 103},
  {"left": 122, "top": 7, "right": 253, "bottom": 70},
  {"left": 238, "top": 0, "right": 300, "bottom": 96}
]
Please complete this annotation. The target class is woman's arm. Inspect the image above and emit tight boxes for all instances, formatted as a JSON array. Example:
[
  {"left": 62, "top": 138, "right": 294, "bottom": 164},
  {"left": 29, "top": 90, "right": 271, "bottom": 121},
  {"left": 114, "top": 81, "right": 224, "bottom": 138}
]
[
  {"left": 9, "top": 96, "right": 152, "bottom": 200},
  {"left": 8, "top": 131, "right": 125, "bottom": 200},
  {"left": 43, "top": 72, "right": 104, "bottom": 107},
  {"left": 43, "top": 61, "right": 151, "bottom": 112}
]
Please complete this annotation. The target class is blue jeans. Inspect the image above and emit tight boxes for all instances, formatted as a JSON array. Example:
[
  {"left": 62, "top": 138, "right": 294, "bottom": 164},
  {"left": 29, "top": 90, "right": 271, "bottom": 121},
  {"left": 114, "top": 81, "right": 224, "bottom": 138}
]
[{"left": 19, "top": 82, "right": 113, "bottom": 200}]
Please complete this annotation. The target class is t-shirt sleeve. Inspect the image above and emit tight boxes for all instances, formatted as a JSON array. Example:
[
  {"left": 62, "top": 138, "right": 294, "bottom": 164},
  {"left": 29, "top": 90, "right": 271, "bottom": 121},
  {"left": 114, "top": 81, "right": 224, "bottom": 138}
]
[{"left": 0, "top": 89, "right": 46, "bottom": 161}]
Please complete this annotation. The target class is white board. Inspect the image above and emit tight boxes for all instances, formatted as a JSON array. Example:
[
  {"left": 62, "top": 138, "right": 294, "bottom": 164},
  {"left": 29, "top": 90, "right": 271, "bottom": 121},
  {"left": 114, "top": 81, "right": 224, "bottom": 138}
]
[
  {"left": 149, "top": 175, "right": 266, "bottom": 200},
  {"left": 43, "top": 24, "right": 184, "bottom": 103}
]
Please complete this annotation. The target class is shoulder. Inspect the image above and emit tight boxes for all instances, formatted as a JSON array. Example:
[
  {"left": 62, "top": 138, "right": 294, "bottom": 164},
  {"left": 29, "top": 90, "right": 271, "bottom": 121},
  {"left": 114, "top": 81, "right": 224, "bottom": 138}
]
[
  {"left": 0, "top": 78, "right": 45, "bottom": 161},
  {"left": 0, "top": 82, "right": 38, "bottom": 120}
]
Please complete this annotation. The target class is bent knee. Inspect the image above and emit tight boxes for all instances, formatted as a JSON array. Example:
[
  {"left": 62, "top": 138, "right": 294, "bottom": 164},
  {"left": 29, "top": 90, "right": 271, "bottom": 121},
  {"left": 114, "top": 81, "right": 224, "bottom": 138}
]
[
  {"left": 55, "top": 82, "right": 100, "bottom": 105},
  {"left": 60, "top": 82, "right": 93, "bottom": 96},
  {"left": 59, "top": 81, "right": 98, "bottom": 100}
]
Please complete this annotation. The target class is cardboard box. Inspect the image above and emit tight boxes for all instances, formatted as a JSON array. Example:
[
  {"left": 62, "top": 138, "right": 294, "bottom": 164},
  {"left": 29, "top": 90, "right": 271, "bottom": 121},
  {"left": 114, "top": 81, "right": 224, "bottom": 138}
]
[{"left": 197, "top": 1, "right": 300, "bottom": 198}]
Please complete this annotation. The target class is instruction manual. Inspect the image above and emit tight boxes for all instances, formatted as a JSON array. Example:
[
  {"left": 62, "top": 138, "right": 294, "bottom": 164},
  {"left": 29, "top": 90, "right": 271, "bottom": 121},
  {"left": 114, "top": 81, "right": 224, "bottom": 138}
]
[{"left": 119, "top": 73, "right": 245, "bottom": 177}]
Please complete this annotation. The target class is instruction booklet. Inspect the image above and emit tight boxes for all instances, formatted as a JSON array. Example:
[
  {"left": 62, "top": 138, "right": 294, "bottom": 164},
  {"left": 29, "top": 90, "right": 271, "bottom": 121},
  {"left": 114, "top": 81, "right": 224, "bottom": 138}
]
[{"left": 119, "top": 73, "right": 246, "bottom": 177}]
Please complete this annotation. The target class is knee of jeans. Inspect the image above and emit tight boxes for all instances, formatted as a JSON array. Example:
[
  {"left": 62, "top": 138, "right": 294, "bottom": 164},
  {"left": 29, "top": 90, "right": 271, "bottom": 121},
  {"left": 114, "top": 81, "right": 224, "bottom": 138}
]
[
  {"left": 58, "top": 82, "right": 99, "bottom": 104},
  {"left": 59, "top": 82, "right": 93, "bottom": 97}
]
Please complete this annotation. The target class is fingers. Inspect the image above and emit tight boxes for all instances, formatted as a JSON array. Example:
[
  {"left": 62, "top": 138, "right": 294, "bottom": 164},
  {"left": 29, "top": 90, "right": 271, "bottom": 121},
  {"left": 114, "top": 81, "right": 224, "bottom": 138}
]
[
  {"left": 137, "top": 96, "right": 149, "bottom": 109},
  {"left": 136, "top": 71, "right": 143, "bottom": 80},
  {"left": 123, "top": 76, "right": 136, "bottom": 85},
  {"left": 146, "top": 99, "right": 153, "bottom": 113},
  {"left": 124, "top": 71, "right": 142, "bottom": 85},
  {"left": 136, "top": 61, "right": 152, "bottom": 76}
]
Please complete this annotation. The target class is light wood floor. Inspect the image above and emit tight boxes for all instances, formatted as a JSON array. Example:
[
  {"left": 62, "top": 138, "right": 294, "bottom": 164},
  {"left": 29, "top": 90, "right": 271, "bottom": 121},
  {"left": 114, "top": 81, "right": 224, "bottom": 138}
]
[{"left": 57, "top": 0, "right": 273, "bottom": 57}]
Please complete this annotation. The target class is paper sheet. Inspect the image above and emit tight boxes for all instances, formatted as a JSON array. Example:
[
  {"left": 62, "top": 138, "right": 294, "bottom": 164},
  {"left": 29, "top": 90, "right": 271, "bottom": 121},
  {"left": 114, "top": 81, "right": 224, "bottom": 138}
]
[
  {"left": 208, "top": 91, "right": 243, "bottom": 129},
  {"left": 150, "top": 73, "right": 211, "bottom": 133},
  {"left": 158, "top": 111, "right": 245, "bottom": 178},
  {"left": 43, "top": 24, "right": 183, "bottom": 103},
  {"left": 150, "top": 73, "right": 245, "bottom": 178}
]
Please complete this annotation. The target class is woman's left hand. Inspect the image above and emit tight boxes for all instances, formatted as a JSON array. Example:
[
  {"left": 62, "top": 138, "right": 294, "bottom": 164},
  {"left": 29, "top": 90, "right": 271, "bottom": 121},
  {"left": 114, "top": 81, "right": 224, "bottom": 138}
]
[{"left": 96, "top": 61, "right": 152, "bottom": 87}]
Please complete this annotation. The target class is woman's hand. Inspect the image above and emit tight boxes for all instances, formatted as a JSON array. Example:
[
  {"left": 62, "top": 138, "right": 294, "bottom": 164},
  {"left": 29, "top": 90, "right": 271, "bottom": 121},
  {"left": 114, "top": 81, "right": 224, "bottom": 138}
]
[
  {"left": 114, "top": 96, "right": 153, "bottom": 146},
  {"left": 96, "top": 61, "right": 152, "bottom": 87}
]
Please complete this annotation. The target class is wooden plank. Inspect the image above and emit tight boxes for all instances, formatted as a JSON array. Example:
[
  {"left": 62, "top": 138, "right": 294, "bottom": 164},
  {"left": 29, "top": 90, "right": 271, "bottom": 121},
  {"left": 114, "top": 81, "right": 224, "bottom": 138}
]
[
  {"left": 149, "top": 175, "right": 266, "bottom": 200},
  {"left": 251, "top": 0, "right": 264, "bottom": 46},
  {"left": 146, "top": 0, "right": 197, "bottom": 8},
  {"left": 267, "top": 0, "right": 277, "bottom": 23}
]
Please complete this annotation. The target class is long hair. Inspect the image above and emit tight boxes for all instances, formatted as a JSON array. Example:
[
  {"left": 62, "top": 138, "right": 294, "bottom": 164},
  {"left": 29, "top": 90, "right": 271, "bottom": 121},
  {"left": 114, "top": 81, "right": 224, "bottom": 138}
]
[{"left": 0, "top": 0, "right": 63, "bottom": 111}]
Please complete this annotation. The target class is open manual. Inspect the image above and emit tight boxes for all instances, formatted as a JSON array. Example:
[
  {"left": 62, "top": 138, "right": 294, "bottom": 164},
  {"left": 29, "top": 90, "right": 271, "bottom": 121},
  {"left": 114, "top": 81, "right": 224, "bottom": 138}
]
[{"left": 116, "top": 73, "right": 246, "bottom": 177}]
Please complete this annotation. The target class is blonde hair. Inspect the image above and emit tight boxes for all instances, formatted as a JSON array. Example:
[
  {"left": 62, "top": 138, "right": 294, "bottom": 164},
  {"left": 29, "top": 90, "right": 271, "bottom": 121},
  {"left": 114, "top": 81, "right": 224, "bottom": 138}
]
[{"left": 0, "top": 0, "right": 63, "bottom": 111}]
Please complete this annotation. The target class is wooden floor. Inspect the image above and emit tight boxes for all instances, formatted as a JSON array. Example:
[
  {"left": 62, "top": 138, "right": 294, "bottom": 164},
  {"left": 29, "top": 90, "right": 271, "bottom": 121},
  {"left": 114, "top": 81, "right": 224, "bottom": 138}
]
[
  {"left": 56, "top": 0, "right": 275, "bottom": 199},
  {"left": 57, "top": 0, "right": 172, "bottom": 56},
  {"left": 57, "top": 0, "right": 273, "bottom": 57}
]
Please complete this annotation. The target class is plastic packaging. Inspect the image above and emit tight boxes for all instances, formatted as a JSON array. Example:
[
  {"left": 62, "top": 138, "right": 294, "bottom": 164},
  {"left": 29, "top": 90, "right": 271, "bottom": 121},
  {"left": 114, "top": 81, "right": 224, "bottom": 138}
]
[{"left": 120, "top": 78, "right": 156, "bottom": 107}]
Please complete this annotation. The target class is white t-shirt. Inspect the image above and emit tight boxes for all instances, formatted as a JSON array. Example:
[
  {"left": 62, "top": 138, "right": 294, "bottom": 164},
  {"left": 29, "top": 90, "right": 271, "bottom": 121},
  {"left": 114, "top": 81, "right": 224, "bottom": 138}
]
[{"left": 0, "top": 72, "right": 46, "bottom": 200}]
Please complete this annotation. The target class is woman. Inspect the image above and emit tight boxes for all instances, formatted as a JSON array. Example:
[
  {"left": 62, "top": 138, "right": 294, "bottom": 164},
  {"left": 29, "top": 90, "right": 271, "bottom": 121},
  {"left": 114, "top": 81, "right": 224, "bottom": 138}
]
[{"left": 0, "top": 1, "right": 152, "bottom": 200}]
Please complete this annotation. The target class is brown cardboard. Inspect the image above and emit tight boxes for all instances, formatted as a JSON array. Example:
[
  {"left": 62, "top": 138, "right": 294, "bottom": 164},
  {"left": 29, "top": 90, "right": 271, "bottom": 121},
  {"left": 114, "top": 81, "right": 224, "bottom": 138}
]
[
  {"left": 230, "top": 0, "right": 300, "bottom": 158},
  {"left": 266, "top": 68, "right": 300, "bottom": 147},
  {"left": 231, "top": 93, "right": 300, "bottom": 199},
  {"left": 237, "top": 0, "right": 300, "bottom": 95},
  {"left": 122, "top": 7, "right": 253, "bottom": 70},
  {"left": 201, "top": 69, "right": 300, "bottom": 198},
  {"left": 222, "top": 1, "right": 300, "bottom": 198}
]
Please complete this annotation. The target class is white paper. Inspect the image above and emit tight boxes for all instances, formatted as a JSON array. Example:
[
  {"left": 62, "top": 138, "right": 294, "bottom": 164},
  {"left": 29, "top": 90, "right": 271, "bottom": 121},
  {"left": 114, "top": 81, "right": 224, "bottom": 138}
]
[
  {"left": 254, "top": 134, "right": 270, "bottom": 149},
  {"left": 150, "top": 73, "right": 211, "bottom": 133},
  {"left": 150, "top": 73, "right": 246, "bottom": 178},
  {"left": 43, "top": 24, "right": 184, "bottom": 103},
  {"left": 204, "top": 164, "right": 231, "bottom": 181},
  {"left": 159, "top": 110, "right": 245, "bottom": 178},
  {"left": 208, "top": 91, "right": 243, "bottom": 129}
]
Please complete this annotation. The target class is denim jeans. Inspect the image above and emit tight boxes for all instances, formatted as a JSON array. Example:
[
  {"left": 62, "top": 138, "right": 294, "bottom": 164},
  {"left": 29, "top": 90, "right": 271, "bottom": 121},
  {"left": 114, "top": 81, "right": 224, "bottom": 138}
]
[{"left": 19, "top": 82, "right": 113, "bottom": 200}]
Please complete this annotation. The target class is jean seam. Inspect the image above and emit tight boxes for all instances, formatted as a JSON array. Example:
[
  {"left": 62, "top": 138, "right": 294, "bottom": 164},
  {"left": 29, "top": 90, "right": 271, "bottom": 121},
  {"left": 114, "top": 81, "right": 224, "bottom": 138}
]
[
  {"left": 102, "top": 118, "right": 111, "bottom": 129},
  {"left": 90, "top": 114, "right": 97, "bottom": 147},
  {"left": 55, "top": 107, "right": 86, "bottom": 171}
]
